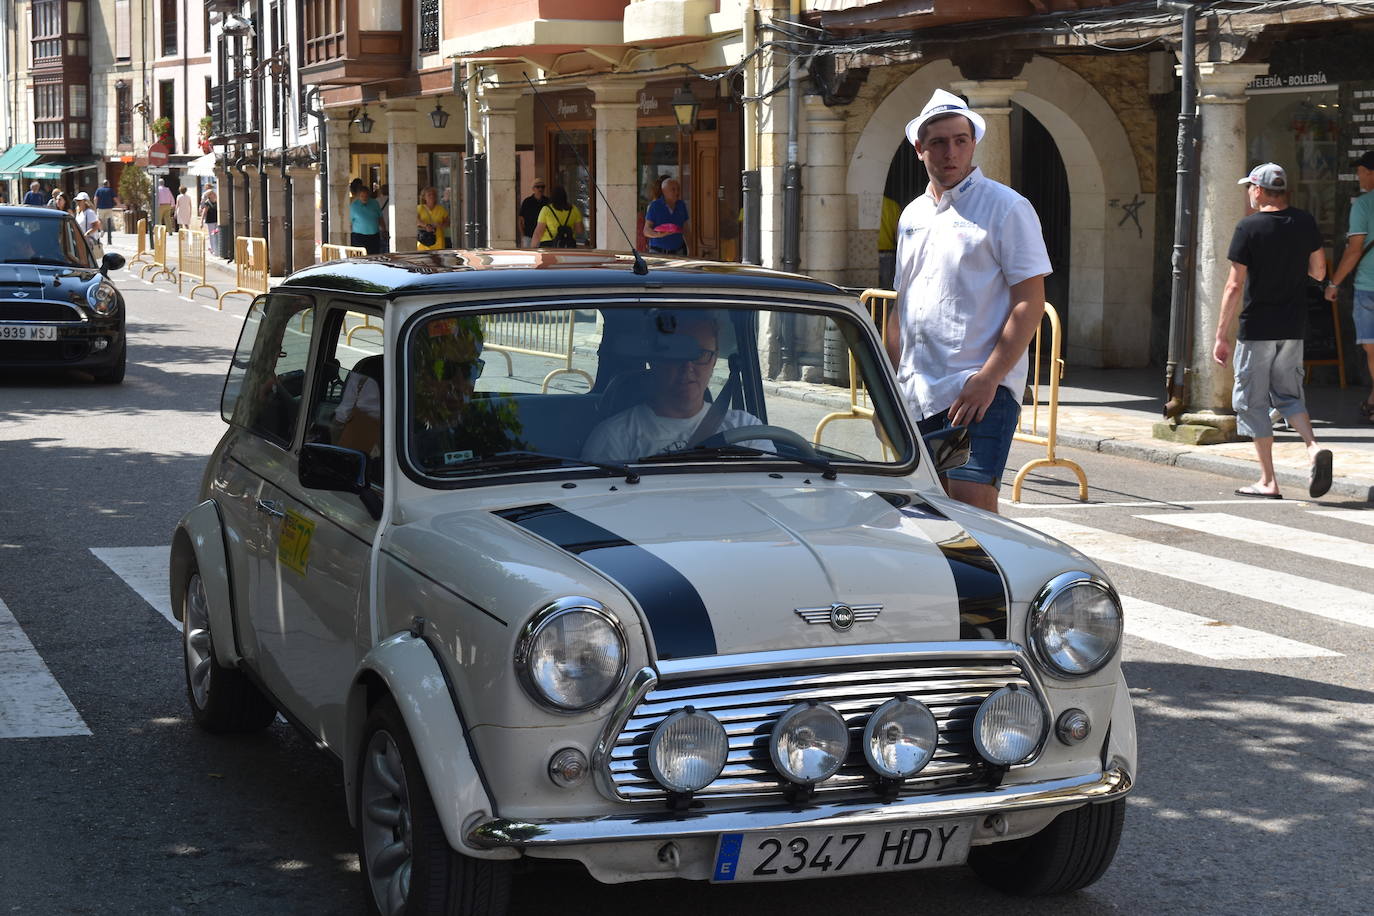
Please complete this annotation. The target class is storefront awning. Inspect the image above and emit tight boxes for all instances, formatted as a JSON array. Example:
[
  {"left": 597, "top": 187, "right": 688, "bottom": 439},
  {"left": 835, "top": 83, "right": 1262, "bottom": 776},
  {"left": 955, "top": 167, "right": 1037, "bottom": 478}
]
[
  {"left": 21, "top": 158, "right": 99, "bottom": 180},
  {"left": 187, "top": 153, "right": 218, "bottom": 177},
  {"left": 0, "top": 143, "right": 39, "bottom": 178}
]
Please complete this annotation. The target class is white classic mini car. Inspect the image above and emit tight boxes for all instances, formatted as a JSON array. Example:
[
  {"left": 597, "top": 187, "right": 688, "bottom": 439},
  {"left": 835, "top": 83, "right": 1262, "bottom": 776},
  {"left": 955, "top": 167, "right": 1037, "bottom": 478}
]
[{"left": 172, "top": 250, "right": 1134, "bottom": 915}]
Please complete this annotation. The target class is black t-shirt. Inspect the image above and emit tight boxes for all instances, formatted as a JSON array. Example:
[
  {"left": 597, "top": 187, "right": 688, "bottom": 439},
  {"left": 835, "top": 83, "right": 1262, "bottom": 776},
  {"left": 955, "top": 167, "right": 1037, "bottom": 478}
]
[
  {"left": 1226, "top": 207, "right": 1323, "bottom": 340},
  {"left": 518, "top": 194, "right": 546, "bottom": 237}
]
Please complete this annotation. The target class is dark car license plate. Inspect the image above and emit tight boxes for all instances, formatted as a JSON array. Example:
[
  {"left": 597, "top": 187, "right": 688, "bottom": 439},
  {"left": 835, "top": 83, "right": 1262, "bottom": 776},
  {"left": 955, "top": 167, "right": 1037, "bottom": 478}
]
[{"left": 711, "top": 819, "right": 973, "bottom": 883}]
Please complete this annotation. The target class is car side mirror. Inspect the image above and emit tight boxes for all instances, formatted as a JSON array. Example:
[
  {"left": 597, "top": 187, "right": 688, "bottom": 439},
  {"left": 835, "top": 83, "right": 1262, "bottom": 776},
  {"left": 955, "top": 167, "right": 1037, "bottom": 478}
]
[
  {"left": 923, "top": 425, "right": 971, "bottom": 476},
  {"left": 101, "top": 252, "right": 126, "bottom": 273},
  {"left": 299, "top": 443, "right": 382, "bottom": 519}
]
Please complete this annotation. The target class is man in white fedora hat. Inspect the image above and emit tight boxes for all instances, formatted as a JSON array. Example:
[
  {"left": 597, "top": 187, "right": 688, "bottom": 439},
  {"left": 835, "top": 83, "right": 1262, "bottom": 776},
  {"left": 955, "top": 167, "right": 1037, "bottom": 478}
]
[{"left": 884, "top": 88, "right": 1051, "bottom": 513}]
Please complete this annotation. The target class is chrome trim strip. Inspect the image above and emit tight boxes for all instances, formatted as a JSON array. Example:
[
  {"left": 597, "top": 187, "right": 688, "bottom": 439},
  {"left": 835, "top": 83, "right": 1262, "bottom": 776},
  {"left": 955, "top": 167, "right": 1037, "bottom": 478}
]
[
  {"left": 468, "top": 761, "right": 1133, "bottom": 848},
  {"left": 655, "top": 641, "right": 1025, "bottom": 680},
  {"left": 592, "top": 666, "right": 659, "bottom": 800}
]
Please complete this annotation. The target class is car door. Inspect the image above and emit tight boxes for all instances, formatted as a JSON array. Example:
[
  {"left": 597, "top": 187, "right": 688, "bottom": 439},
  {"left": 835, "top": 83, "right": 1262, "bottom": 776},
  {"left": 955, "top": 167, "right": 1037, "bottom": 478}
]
[{"left": 251, "top": 304, "right": 385, "bottom": 747}]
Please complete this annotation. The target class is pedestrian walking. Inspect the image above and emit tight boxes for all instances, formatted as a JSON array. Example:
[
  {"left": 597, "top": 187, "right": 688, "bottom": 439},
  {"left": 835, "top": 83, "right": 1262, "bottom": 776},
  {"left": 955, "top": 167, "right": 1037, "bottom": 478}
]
[
  {"left": 1213, "top": 162, "right": 1333, "bottom": 499},
  {"left": 416, "top": 186, "right": 447, "bottom": 251},
  {"left": 174, "top": 186, "right": 193, "bottom": 232},
  {"left": 49, "top": 190, "right": 70, "bottom": 213},
  {"left": 644, "top": 177, "right": 688, "bottom": 256},
  {"left": 534, "top": 186, "right": 581, "bottom": 248},
  {"left": 74, "top": 192, "right": 102, "bottom": 259},
  {"left": 157, "top": 182, "right": 174, "bottom": 231},
  {"left": 23, "top": 181, "right": 46, "bottom": 206},
  {"left": 348, "top": 178, "right": 383, "bottom": 255},
  {"left": 93, "top": 179, "right": 119, "bottom": 243},
  {"left": 883, "top": 88, "right": 1051, "bottom": 514},
  {"left": 199, "top": 189, "right": 219, "bottom": 255},
  {"left": 1324, "top": 150, "right": 1374, "bottom": 424},
  {"left": 517, "top": 178, "right": 548, "bottom": 248}
]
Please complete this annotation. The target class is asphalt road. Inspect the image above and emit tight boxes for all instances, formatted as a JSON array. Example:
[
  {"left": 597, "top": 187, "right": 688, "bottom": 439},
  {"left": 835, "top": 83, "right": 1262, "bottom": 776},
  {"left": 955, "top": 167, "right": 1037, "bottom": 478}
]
[{"left": 1, "top": 273, "right": 1371, "bottom": 915}]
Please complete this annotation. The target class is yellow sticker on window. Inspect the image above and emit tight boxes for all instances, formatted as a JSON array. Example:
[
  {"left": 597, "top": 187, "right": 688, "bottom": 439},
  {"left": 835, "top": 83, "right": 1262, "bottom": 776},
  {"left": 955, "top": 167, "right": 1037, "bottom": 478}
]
[{"left": 278, "top": 509, "right": 315, "bottom": 575}]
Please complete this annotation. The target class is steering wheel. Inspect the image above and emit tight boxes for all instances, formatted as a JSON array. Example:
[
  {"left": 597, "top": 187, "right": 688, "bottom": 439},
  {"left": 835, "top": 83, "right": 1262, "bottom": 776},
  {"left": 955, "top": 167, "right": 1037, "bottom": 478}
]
[{"left": 719, "top": 424, "right": 818, "bottom": 457}]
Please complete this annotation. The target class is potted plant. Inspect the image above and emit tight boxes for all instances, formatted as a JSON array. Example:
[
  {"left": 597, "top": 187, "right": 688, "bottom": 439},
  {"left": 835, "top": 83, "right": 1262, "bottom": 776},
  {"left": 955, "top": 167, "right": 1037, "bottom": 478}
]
[
  {"left": 197, "top": 115, "right": 214, "bottom": 153},
  {"left": 151, "top": 116, "right": 172, "bottom": 144},
  {"left": 118, "top": 165, "right": 151, "bottom": 234}
]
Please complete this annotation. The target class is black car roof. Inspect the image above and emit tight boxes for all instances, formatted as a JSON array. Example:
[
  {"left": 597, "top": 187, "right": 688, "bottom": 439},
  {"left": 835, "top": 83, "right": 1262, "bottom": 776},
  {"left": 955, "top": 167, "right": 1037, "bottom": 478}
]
[
  {"left": 278, "top": 249, "right": 851, "bottom": 299},
  {"left": 0, "top": 205, "right": 71, "bottom": 219}
]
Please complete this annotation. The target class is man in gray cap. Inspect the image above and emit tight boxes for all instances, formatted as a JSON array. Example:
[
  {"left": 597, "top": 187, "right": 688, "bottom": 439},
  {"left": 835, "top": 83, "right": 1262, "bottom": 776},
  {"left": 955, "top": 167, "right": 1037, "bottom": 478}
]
[
  {"left": 1213, "top": 162, "right": 1332, "bottom": 499},
  {"left": 884, "top": 88, "right": 1051, "bottom": 513}
]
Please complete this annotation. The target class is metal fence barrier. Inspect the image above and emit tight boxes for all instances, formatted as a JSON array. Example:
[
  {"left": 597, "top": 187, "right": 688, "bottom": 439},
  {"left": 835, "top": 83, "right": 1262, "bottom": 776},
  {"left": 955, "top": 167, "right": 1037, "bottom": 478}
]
[
  {"left": 130, "top": 218, "right": 152, "bottom": 266},
  {"left": 321, "top": 243, "right": 367, "bottom": 261},
  {"left": 1011, "top": 302, "right": 1087, "bottom": 502},
  {"left": 217, "top": 236, "right": 269, "bottom": 309},
  {"left": 139, "top": 225, "right": 174, "bottom": 282},
  {"left": 176, "top": 228, "right": 219, "bottom": 301},
  {"left": 814, "top": 288, "right": 896, "bottom": 458},
  {"left": 480, "top": 310, "right": 594, "bottom": 392}
]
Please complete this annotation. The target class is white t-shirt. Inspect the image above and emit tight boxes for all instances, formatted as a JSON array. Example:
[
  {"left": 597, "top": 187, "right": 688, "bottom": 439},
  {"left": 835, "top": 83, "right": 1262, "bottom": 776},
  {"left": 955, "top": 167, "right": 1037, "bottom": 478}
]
[
  {"left": 893, "top": 167, "right": 1052, "bottom": 419},
  {"left": 582, "top": 402, "right": 766, "bottom": 463},
  {"left": 333, "top": 372, "right": 380, "bottom": 425},
  {"left": 77, "top": 208, "right": 100, "bottom": 238}
]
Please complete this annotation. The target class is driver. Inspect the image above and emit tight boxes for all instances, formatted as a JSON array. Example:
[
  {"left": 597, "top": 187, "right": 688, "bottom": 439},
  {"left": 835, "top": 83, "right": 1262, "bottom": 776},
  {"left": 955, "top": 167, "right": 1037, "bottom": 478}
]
[
  {"left": 0, "top": 226, "right": 35, "bottom": 260},
  {"left": 583, "top": 313, "right": 766, "bottom": 462}
]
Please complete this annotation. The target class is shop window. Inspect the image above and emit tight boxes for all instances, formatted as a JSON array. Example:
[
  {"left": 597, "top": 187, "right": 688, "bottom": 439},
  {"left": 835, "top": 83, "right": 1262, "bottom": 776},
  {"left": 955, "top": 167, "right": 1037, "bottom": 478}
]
[{"left": 1247, "top": 88, "right": 1341, "bottom": 241}]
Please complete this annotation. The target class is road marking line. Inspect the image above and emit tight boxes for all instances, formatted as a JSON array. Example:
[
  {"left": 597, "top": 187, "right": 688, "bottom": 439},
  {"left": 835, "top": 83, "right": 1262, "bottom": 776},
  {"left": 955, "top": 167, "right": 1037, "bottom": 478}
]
[
  {"left": 1136, "top": 512, "right": 1374, "bottom": 570},
  {"left": 90, "top": 546, "right": 175, "bottom": 628},
  {"left": 1021, "top": 517, "right": 1374, "bottom": 630},
  {"left": 0, "top": 598, "right": 91, "bottom": 738},
  {"left": 1123, "top": 596, "right": 1340, "bottom": 660},
  {"left": 1006, "top": 498, "right": 1314, "bottom": 510},
  {"left": 1309, "top": 509, "right": 1374, "bottom": 528}
]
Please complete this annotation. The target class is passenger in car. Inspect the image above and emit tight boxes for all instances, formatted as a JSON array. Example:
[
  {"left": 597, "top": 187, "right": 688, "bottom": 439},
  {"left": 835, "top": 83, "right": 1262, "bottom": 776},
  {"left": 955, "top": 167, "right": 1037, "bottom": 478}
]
[
  {"left": 582, "top": 313, "right": 765, "bottom": 462},
  {"left": 334, "top": 355, "right": 383, "bottom": 458}
]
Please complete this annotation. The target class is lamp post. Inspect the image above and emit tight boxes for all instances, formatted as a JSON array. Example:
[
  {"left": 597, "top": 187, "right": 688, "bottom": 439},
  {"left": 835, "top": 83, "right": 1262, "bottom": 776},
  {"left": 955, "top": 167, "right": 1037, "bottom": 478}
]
[
  {"left": 429, "top": 100, "right": 449, "bottom": 129},
  {"left": 671, "top": 82, "right": 699, "bottom": 131}
]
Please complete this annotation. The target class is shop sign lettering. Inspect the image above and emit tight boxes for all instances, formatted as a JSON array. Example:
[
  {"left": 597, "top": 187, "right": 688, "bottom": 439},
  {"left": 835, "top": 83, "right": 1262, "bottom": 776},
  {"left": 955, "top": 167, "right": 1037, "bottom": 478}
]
[
  {"left": 557, "top": 100, "right": 584, "bottom": 118},
  {"left": 1248, "top": 72, "right": 1328, "bottom": 90},
  {"left": 638, "top": 95, "right": 660, "bottom": 114}
]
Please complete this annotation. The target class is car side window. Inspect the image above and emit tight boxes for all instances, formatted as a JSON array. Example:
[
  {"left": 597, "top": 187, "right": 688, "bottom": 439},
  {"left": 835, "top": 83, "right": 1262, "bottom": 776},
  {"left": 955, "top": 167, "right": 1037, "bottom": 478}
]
[
  {"left": 222, "top": 293, "right": 317, "bottom": 446},
  {"left": 309, "top": 308, "right": 385, "bottom": 486}
]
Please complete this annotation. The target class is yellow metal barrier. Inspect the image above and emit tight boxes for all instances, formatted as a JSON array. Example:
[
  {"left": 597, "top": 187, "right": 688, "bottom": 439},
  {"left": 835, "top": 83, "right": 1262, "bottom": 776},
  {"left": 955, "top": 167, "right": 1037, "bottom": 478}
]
[
  {"left": 176, "top": 228, "right": 219, "bottom": 301},
  {"left": 140, "top": 225, "right": 175, "bottom": 282},
  {"left": 480, "top": 310, "right": 594, "bottom": 392},
  {"left": 1011, "top": 302, "right": 1087, "bottom": 502},
  {"left": 815, "top": 289, "right": 896, "bottom": 458},
  {"left": 217, "top": 236, "right": 269, "bottom": 309},
  {"left": 321, "top": 243, "right": 367, "bottom": 261},
  {"left": 130, "top": 218, "right": 152, "bottom": 265}
]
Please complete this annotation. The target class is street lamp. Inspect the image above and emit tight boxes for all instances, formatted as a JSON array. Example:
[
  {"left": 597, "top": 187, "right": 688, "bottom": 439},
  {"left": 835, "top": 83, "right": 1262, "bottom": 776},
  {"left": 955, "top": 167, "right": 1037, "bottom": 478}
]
[
  {"left": 429, "top": 100, "right": 450, "bottom": 129},
  {"left": 671, "top": 81, "right": 699, "bottom": 131},
  {"left": 355, "top": 106, "right": 375, "bottom": 134}
]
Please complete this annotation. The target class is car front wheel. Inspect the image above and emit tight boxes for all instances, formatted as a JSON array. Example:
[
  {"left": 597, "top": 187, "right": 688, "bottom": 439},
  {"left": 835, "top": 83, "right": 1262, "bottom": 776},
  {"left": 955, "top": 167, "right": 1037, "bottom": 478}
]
[
  {"left": 358, "top": 698, "right": 511, "bottom": 916},
  {"left": 182, "top": 564, "right": 276, "bottom": 732},
  {"left": 91, "top": 341, "right": 126, "bottom": 384},
  {"left": 968, "top": 798, "right": 1125, "bottom": 896}
]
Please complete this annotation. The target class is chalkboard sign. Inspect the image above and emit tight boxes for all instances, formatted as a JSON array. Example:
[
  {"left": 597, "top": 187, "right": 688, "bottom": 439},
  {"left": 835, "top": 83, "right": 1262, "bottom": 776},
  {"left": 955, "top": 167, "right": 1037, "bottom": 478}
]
[{"left": 1303, "top": 282, "right": 1345, "bottom": 384}]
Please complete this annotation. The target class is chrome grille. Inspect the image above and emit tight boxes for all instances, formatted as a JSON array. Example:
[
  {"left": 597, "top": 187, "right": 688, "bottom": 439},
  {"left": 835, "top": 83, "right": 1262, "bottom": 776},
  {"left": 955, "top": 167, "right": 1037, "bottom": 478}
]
[
  {"left": 606, "top": 660, "right": 1032, "bottom": 802},
  {"left": 1, "top": 302, "right": 81, "bottom": 321}
]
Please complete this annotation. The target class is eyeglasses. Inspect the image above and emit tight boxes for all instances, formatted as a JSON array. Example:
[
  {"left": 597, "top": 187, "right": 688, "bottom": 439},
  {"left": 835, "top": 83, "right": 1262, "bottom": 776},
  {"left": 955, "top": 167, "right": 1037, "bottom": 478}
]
[{"left": 659, "top": 347, "right": 716, "bottom": 367}]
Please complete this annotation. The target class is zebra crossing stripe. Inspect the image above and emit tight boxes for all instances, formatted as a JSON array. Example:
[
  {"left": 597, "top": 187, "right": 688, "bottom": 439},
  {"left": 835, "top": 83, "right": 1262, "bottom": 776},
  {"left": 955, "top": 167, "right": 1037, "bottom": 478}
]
[
  {"left": 90, "top": 547, "right": 176, "bottom": 628},
  {"left": 1122, "top": 596, "right": 1340, "bottom": 660},
  {"left": 1021, "top": 517, "right": 1374, "bottom": 632},
  {"left": 1309, "top": 509, "right": 1374, "bottom": 528},
  {"left": 1136, "top": 513, "right": 1374, "bottom": 571},
  {"left": 0, "top": 598, "right": 91, "bottom": 738}
]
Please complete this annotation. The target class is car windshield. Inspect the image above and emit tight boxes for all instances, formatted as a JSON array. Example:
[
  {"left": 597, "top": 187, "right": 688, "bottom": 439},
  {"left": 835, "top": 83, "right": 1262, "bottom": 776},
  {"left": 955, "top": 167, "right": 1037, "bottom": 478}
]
[
  {"left": 0, "top": 214, "right": 92, "bottom": 267},
  {"left": 404, "top": 301, "right": 915, "bottom": 482}
]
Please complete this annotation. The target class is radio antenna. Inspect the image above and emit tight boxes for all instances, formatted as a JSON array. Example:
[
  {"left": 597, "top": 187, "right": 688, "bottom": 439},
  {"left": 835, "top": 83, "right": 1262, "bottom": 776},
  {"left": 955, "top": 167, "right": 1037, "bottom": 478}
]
[{"left": 521, "top": 71, "right": 650, "bottom": 276}]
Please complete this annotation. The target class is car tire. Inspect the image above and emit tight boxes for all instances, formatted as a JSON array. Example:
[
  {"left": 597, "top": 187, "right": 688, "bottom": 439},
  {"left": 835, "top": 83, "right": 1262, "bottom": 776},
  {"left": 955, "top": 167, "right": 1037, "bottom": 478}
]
[
  {"left": 968, "top": 798, "right": 1125, "bottom": 896},
  {"left": 357, "top": 698, "right": 512, "bottom": 916},
  {"left": 92, "top": 341, "right": 126, "bottom": 384},
  {"left": 181, "top": 563, "right": 277, "bottom": 733}
]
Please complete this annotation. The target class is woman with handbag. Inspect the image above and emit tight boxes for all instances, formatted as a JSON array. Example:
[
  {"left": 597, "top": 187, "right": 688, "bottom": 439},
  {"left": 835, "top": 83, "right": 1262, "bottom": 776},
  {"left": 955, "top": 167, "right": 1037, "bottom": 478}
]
[
  {"left": 535, "top": 186, "right": 582, "bottom": 248},
  {"left": 416, "top": 186, "right": 447, "bottom": 251}
]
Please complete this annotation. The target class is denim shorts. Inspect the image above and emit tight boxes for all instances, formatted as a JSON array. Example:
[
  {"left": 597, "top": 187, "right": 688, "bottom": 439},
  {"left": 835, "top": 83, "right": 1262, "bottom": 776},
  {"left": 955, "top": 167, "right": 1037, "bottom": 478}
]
[
  {"left": 1355, "top": 289, "right": 1374, "bottom": 344},
  {"left": 916, "top": 385, "right": 1021, "bottom": 486}
]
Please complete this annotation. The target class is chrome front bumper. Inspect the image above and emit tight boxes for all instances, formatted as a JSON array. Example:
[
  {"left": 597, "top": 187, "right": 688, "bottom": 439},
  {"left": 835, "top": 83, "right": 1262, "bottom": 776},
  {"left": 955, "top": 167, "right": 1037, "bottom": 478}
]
[{"left": 467, "top": 760, "right": 1132, "bottom": 849}]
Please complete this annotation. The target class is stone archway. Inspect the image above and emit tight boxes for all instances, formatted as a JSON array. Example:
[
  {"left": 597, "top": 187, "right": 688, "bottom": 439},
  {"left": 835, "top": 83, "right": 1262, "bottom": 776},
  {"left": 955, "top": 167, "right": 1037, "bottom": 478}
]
[{"left": 847, "top": 56, "right": 1154, "bottom": 367}]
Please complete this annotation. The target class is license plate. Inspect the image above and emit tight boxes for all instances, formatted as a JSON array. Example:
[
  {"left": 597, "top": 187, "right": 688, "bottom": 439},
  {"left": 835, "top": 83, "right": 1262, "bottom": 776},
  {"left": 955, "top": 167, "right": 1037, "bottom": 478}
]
[
  {"left": 0, "top": 324, "right": 56, "bottom": 341},
  {"left": 711, "top": 818, "right": 973, "bottom": 883}
]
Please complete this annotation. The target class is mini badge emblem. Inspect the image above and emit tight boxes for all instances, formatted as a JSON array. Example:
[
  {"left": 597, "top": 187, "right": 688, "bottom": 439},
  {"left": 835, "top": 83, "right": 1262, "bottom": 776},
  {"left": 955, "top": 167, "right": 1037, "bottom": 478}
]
[
  {"left": 14, "top": 291, "right": 29, "bottom": 298},
  {"left": 794, "top": 603, "right": 882, "bottom": 632}
]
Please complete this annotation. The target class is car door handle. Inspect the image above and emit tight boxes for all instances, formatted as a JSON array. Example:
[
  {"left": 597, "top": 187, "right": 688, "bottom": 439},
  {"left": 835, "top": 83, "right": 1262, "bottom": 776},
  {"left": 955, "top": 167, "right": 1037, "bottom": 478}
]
[{"left": 255, "top": 498, "right": 285, "bottom": 519}]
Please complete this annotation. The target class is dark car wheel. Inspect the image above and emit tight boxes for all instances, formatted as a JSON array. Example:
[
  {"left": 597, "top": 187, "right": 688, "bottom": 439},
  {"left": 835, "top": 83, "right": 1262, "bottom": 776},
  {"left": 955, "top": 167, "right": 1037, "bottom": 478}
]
[
  {"left": 181, "top": 563, "right": 276, "bottom": 733},
  {"left": 358, "top": 698, "right": 512, "bottom": 916},
  {"left": 91, "top": 341, "right": 127, "bottom": 384},
  {"left": 968, "top": 798, "right": 1125, "bottom": 896}
]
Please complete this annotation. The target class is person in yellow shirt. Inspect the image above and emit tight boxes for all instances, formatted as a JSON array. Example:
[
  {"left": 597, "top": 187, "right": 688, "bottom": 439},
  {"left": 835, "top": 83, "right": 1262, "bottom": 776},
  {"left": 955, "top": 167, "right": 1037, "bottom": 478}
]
[
  {"left": 417, "top": 186, "right": 448, "bottom": 250},
  {"left": 536, "top": 186, "right": 583, "bottom": 248}
]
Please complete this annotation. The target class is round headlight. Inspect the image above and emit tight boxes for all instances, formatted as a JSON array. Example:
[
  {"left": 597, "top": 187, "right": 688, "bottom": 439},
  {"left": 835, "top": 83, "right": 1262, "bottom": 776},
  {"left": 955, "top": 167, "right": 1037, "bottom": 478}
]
[
  {"left": 862, "top": 697, "right": 938, "bottom": 779},
  {"left": 973, "top": 685, "right": 1047, "bottom": 766},
  {"left": 516, "top": 601, "right": 625, "bottom": 712},
  {"left": 770, "top": 701, "right": 849, "bottom": 785},
  {"left": 1029, "top": 572, "right": 1123, "bottom": 678},
  {"left": 648, "top": 708, "right": 729, "bottom": 793},
  {"left": 87, "top": 282, "right": 119, "bottom": 315}
]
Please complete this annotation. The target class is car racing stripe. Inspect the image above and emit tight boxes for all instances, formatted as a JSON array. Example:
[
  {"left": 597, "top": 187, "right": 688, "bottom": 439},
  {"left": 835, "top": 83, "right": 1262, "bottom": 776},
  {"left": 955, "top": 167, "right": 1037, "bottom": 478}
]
[
  {"left": 898, "top": 501, "right": 1008, "bottom": 639},
  {"left": 494, "top": 503, "right": 718, "bottom": 659}
]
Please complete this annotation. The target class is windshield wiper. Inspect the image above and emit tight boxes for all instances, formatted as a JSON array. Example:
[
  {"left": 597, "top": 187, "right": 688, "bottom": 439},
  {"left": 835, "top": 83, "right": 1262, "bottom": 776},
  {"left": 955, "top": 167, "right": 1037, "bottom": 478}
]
[
  {"left": 468, "top": 450, "right": 640, "bottom": 484},
  {"left": 2, "top": 257, "right": 69, "bottom": 266},
  {"left": 638, "top": 444, "right": 839, "bottom": 480}
]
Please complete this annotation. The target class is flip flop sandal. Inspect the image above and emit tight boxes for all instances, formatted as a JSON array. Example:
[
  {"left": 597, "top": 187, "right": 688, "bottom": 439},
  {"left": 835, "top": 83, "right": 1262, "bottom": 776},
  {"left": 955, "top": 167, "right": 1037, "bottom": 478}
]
[
  {"left": 1308, "top": 449, "right": 1333, "bottom": 499},
  {"left": 1234, "top": 486, "right": 1282, "bottom": 499}
]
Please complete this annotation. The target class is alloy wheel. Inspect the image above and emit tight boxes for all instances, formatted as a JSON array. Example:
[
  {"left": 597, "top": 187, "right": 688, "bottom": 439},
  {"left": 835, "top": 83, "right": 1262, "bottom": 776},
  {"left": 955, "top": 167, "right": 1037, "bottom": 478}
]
[{"left": 360, "top": 729, "right": 412, "bottom": 916}]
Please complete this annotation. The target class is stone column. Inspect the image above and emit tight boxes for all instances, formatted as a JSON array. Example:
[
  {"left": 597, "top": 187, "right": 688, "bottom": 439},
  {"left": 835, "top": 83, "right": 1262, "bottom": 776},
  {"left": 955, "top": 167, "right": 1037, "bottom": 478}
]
[
  {"left": 324, "top": 110, "right": 353, "bottom": 246},
  {"left": 290, "top": 165, "right": 316, "bottom": 267},
  {"left": 387, "top": 103, "right": 419, "bottom": 253},
  {"left": 266, "top": 168, "right": 287, "bottom": 275},
  {"left": 949, "top": 79, "right": 1026, "bottom": 185},
  {"left": 480, "top": 88, "right": 519, "bottom": 249},
  {"left": 800, "top": 95, "right": 848, "bottom": 381},
  {"left": 1183, "top": 62, "right": 1269, "bottom": 435},
  {"left": 590, "top": 78, "right": 645, "bottom": 251}
]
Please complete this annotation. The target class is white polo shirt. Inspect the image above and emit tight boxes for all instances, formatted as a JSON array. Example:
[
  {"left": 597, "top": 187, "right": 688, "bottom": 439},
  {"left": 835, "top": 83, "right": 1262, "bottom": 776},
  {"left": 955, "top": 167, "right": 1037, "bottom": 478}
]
[{"left": 893, "top": 167, "right": 1051, "bottom": 419}]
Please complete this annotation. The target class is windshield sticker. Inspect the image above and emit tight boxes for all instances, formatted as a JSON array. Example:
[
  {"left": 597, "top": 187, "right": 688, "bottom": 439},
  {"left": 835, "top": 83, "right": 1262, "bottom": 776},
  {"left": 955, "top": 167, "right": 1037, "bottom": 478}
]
[
  {"left": 278, "top": 509, "right": 315, "bottom": 575},
  {"left": 444, "top": 450, "right": 475, "bottom": 465}
]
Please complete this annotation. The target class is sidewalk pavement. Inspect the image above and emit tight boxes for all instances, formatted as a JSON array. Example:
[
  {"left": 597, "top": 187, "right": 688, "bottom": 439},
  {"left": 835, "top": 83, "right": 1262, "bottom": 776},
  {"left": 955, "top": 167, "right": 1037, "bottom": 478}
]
[{"left": 102, "top": 225, "right": 1374, "bottom": 503}]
